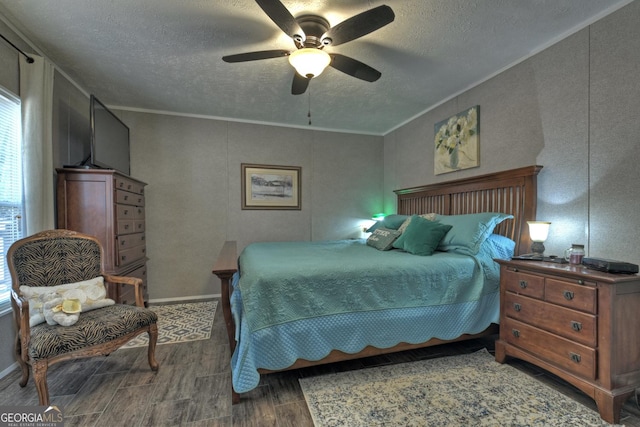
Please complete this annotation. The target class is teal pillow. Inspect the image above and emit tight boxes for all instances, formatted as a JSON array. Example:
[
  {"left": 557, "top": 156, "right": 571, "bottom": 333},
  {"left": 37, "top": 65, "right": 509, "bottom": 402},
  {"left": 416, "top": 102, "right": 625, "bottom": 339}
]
[
  {"left": 391, "top": 217, "right": 414, "bottom": 249},
  {"left": 394, "top": 215, "right": 452, "bottom": 256},
  {"left": 435, "top": 212, "right": 514, "bottom": 255},
  {"left": 366, "top": 214, "right": 410, "bottom": 233}
]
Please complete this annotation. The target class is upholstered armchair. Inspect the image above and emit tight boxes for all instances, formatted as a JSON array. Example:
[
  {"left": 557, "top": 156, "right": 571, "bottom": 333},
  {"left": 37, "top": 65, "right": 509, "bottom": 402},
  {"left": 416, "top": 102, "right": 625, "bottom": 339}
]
[{"left": 7, "top": 229, "right": 159, "bottom": 405}]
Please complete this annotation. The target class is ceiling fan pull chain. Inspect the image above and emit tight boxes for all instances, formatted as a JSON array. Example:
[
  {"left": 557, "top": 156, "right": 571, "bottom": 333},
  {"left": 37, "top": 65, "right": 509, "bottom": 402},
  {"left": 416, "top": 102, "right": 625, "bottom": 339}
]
[{"left": 308, "top": 88, "right": 312, "bottom": 125}]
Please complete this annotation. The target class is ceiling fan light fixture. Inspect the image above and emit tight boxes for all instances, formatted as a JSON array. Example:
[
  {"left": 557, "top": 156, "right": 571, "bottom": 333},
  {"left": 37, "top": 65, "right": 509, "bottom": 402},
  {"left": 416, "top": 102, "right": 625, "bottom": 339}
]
[{"left": 288, "top": 48, "right": 331, "bottom": 78}]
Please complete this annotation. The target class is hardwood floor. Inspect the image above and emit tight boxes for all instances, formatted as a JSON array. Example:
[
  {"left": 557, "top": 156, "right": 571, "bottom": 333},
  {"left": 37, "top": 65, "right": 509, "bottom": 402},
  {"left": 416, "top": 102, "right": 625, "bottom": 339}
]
[{"left": 1, "top": 298, "right": 639, "bottom": 426}]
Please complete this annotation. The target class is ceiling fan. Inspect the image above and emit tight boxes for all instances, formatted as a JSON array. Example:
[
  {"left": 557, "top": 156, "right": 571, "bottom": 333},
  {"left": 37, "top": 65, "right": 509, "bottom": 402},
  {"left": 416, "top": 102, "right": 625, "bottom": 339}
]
[{"left": 222, "top": 0, "right": 395, "bottom": 95}]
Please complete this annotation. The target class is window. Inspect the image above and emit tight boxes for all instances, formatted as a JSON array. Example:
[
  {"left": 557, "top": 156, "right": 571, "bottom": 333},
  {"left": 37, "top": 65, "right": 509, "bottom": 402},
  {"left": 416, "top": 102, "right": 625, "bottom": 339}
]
[{"left": 0, "top": 87, "right": 23, "bottom": 314}]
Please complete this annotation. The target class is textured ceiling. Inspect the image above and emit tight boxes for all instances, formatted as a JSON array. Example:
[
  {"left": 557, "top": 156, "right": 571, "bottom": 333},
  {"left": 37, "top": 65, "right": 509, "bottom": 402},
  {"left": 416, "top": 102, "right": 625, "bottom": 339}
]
[{"left": 0, "top": 0, "right": 631, "bottom": 135}]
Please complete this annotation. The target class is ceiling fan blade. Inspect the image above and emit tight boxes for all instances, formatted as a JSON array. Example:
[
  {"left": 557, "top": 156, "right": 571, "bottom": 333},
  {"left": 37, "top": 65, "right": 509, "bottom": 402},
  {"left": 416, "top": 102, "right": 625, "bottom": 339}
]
[
  {"left": 321, "top": 5, "right": 395, "bottom": 47},
  {"left": 255, "top": 0, "right": 305, "bottom": 41},
  {"left": 291, "top": 73, "right": 310, "bottom": 95},
  {"left": 329, "top": 54, "right": 381, "bottom": 82},
  {"left": 222, "top": 50, "right": 290, "bottom": 63}
]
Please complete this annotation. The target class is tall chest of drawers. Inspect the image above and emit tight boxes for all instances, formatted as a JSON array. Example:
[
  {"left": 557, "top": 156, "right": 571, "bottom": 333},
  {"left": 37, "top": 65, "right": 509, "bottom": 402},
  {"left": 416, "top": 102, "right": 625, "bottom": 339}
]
[
  {"left": 56, "top": 169, "right": 148, "bottom": 305},
  {"left": 495, "top": 259, "right": 640, "bottom": 424}
]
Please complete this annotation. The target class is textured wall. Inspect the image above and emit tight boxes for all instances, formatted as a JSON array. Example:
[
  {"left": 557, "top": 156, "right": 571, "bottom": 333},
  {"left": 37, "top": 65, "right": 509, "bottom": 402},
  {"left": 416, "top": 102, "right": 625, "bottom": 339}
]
[
  {"left": 588, "top": 3, "right": 640, "bottom": 260},
  {"left": 0, "top": 20, "right": 21, "bottom": 95},
  {"left": 384, "top": 0, "right": 640, "bottom": 263},
  {"left": 121, "top": 111, "right": 383, "bottom": 301},
  {"left": 311, "top": 131, "right": 383, "bottom": 240}
]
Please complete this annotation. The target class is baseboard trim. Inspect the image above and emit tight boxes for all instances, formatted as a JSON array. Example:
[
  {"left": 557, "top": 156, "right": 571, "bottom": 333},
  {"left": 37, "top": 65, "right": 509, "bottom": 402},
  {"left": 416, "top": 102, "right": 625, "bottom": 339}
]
[
  {"left": 0, "top": 362, "right": 17, "bottom": 380},
  {"left": 148, "top": 294, "right": 221, "bottom": 304}
]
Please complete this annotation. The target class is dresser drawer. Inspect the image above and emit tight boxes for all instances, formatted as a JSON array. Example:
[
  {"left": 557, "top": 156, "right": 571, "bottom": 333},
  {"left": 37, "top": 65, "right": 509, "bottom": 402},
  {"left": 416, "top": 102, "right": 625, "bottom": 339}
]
[
  {"left": 117, "top": 232, "right": 145, "bottom": 250},
  {"left": 502, "top": 268, "right": 544, "bottom": 299},
  {"left": 116, "top": 189, "right": 145, "bottom": 206},
  {"left": 504, "top": 292, "right": 597, "bottom": 347},
  {"left": 120, "top": 264, "right": 148, "bottom": 305},
  {"left": 117, "top": 219, "right": 135, "bottom": 235},
  {"left": 134, "top": 220, "right": 145, "bottom": 233},
  {"left": 545, "top": 278, "right": 597, "bottom": 314},
  {"left": 117, "top": 245, "right": 146, "bottom": 266},
  {"left": 127, "top": 264, "right": 147, "bottom": 282},
  {"left": 115, "top": 176, "right": 144, "bottom": 195},
  {"left": 134, "top": 206, "right": 145, "bottom": 219},
  {"left": 116, "top": 204, "right": 136, "bottom": 219},
  {"left": 503, "top": 318, "right": 596, "bottom": 380},
  {"left": 118, "top": 286, "right": 136, "bottom": 306},
  {"left": 117, "top": 204, "right": 144, "bottom": 234}
]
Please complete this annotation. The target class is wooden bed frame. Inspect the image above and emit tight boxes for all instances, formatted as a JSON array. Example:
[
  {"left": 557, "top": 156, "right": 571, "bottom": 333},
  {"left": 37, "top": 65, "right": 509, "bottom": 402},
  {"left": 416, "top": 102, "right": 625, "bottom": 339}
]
[{"left": 212, "top": 165, "right": 542, "bottom": 403}]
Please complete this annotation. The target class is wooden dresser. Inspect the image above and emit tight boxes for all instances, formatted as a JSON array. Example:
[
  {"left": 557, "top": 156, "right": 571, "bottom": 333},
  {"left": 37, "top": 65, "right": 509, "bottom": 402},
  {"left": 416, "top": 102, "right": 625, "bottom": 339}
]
[
  {"left": 56, "top": 168, "right": 148, "bottom": 305},
  {"left": 495, "top": 259, "right": 640, "bottom": 424}
]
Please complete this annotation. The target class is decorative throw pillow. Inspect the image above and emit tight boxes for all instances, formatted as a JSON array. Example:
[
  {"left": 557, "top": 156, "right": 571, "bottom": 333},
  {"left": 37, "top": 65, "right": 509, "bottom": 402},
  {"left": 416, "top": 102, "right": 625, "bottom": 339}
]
[
  {"left": 395, "top": 215, "right": 453, "bottom": 256},
  {"left": 366, "top": 214, "right": 410, "bottom": 233},
  {"left": 366, "top": 227, "right": 402, "bottom": 251},
  {"left": 397, "top": 213, "right": 437, "bottom": 234},
  {"left": 20, "top": 276, "right": 115, "bottom": 327},
  {"left": 435, "top": 212, "right": 514, "bottom": 255}
]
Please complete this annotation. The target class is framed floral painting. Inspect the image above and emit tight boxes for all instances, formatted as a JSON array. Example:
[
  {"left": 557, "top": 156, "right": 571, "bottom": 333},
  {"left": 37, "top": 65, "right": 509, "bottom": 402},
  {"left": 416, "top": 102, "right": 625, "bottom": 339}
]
[{"left": 434, "top": 106, "right": 479, "bottom": 175}]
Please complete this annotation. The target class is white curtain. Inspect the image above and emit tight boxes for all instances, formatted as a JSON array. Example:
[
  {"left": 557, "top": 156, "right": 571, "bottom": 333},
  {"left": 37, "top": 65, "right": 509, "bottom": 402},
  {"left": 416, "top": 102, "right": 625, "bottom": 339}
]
[{"left": 19, "top": 54, "right": 55, "bottom": 235}]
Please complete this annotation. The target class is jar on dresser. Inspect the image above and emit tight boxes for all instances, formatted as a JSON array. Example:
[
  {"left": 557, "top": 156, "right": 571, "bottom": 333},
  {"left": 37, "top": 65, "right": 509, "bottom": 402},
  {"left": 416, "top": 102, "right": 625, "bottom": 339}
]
[
  {"left": 495, "top": 259, "right": 640, "bottom": 424},
  {"left": 56, "top": 168, "right": 148, "bottom": 305}
]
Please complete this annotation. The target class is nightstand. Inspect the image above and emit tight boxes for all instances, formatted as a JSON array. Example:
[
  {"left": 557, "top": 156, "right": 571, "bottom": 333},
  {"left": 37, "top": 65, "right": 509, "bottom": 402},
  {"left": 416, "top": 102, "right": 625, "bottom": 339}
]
[{"left": 495, "top": 259, "right": 640, "bottom": 424}]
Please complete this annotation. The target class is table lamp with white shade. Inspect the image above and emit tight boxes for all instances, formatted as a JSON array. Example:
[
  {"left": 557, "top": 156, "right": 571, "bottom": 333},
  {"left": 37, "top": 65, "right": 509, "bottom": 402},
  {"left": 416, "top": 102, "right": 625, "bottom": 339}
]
[{"left": 527, "top": 221, "right": 551, "bottom": 256}]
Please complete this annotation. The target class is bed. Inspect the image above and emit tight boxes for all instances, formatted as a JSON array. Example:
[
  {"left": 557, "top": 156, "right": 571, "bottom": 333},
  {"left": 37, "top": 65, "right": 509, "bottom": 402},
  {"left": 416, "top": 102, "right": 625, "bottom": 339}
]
[{"left": 213, "top": 165, "right": 542, "bottom": 403}]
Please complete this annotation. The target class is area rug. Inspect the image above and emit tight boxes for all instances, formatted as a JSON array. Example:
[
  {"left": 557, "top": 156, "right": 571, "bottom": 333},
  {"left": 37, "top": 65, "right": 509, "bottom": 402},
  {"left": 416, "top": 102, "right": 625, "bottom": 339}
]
[
  {"left": 300, "top": 349, "right": 618, "bottom": 426},
  {"left": 120, "top": 301, "right": 217, "bottom": 349}
]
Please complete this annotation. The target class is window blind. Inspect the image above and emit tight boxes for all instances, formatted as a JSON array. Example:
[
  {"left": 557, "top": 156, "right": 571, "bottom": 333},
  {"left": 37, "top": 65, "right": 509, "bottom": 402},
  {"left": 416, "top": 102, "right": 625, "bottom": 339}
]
[{"left": 0, "top": 87, "right": 23, "bottom": 314}]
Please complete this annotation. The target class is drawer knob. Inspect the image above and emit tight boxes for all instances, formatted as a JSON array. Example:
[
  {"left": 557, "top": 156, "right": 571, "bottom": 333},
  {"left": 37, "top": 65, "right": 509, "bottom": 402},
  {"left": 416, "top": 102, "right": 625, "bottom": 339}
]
[
  {"left": 570, "top": 352, "right": 581, "bottom": 363},
  {"left": 124, "top": 209, "right": 129, "bottom": 215},
  {"left": 512, "top": 329, "right": 520, "bottom": 338},
  {"left": 563, "top": 291, "right": 574, "bottom": 300},
  {"left": 577, "top": 280, "right": 584, "bottom": 285},
  {"left": 519, "top": 280, "right": 527, "bottom": 289},
  {"left": 124, "top": 195, "right": 129, "bottom": 200},
  {"left": 513, "top": 303, "right": 521, "bottom": 312},
  {"left": 121, "top": 240, "right": 126, "bottom": 246},
  {"left": 124, "top": 224, "right": 129, "bottom": 230},
  {"left": 571, "top": 321, "right": 582, "bottom": 332}
]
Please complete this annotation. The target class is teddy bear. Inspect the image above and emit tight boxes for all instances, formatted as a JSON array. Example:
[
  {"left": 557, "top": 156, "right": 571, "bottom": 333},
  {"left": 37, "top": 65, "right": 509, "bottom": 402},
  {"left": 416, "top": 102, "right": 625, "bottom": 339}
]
[
  {"left": 42, "top": 295, "right": 80, "bottom": 327},
  {"left": 21, "top": 276, "right": 113, "bottom": 327}
]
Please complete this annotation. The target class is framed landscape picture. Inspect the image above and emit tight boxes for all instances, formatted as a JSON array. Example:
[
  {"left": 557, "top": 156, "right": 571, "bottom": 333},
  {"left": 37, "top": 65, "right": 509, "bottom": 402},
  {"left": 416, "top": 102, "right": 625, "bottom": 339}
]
[
  {"left": 241, "top": 164, "right": 301, "bottom": 210},
  {"left": 434, "top": 105, "right": 479, "bottom": 175}
]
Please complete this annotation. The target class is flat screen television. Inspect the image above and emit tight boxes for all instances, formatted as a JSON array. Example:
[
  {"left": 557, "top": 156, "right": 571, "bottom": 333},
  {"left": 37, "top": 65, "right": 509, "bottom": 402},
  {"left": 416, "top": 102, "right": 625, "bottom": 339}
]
[{"left": 90, "top": 94, "right": 130, "bottom": 175}]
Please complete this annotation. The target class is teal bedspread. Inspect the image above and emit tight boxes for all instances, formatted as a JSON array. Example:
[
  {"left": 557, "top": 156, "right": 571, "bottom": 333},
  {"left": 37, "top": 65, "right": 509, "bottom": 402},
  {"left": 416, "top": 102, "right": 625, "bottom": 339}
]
[{"left": 238, "top": 239, "right": 496, "bottom": 332}]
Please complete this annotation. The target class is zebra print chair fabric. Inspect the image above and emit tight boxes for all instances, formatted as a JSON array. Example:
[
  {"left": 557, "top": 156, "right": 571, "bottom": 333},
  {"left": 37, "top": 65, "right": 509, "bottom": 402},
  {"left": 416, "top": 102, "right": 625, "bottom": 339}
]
[{"left": 7, "top": 229, "right": 159, "bottom": 405}]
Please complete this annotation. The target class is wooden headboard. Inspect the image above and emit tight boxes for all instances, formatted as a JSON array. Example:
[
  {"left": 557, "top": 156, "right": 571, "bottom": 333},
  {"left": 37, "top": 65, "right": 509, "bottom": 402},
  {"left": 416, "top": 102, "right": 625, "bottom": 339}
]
[{"left": 394, "top": 165, "right": 542, "bottom": 255}]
